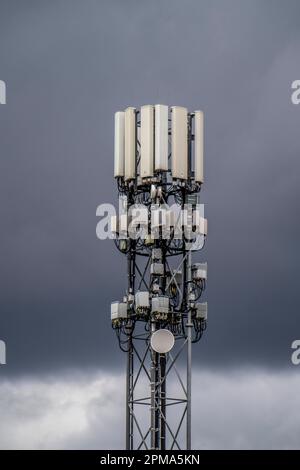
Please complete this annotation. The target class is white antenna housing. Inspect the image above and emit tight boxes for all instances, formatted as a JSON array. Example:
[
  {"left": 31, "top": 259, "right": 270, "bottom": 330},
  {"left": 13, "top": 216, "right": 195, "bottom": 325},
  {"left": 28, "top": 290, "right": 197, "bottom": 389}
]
[
  {"left": 195, "top": 302, "right": 208, "bottom": 321},
  {"left": 194, "top": 110, "right": 204, "bottom": 183},
  {"left": 140, "top": 105, "right": 154, "bottom": 178},
  {"left": 114, "top": 111, "right": 125, "bottom": 178},
  {"left": 125, "top": 107, "right": 136, "bottom": 181},
  {"left": 155, "top": 104, "right": 168, "bottom": 172},
  {"left": 171, "top": 106, "right": 188, "bottom": 180}
]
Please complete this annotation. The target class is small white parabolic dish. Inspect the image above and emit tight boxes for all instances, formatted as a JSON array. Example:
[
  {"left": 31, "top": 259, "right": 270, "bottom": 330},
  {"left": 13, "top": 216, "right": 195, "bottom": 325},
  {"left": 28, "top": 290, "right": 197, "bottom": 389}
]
[{"left": 150, "top": 329, "right": 175, "bottom": 354}]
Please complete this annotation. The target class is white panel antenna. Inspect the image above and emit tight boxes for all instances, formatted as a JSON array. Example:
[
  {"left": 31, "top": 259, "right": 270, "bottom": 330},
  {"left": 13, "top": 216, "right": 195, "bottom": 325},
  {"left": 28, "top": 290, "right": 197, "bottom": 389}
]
[
  {"left": 124, "top": 107, "right": 136, "bottom": 181},
  {"left": 194, "top": 110, "right": 204, "bottom": 183},
  {"left": 154, "top": 104, "right": 168, "bottom": 172},
  {"left": 140, "top": 105, "right": 154, "bottom": 178},
  {"left": 171, "top": 106, "right": 188, "bottom": 180},
  {"left": 114, "top": 111, "right": 125, "bottom": 178}
]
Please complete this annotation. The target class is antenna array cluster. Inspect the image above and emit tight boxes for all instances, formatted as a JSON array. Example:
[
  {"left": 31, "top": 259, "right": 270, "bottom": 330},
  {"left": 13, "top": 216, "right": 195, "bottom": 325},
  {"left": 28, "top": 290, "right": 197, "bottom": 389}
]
[{"left": 114, "top": 105, "right": 203, "bottom": 182}]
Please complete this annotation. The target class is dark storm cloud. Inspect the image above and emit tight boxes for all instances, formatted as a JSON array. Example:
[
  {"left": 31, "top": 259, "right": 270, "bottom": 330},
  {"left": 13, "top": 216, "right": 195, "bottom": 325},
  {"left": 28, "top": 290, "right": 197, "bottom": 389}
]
[{"left": 1, "top": 0, "right": 300, "bottom": 375}]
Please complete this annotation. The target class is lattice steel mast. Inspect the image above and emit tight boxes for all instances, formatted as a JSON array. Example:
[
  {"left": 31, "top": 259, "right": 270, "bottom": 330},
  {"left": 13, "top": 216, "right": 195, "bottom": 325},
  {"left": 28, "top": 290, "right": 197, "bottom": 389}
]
[{"left": 110, "top": 105, "right": 207, "bottom": 450}]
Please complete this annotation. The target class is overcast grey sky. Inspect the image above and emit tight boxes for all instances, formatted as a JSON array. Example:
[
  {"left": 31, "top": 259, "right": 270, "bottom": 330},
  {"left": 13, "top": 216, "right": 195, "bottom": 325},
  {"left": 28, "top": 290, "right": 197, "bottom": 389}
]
[{"left": 0, "top": 0, "right": 300, "bottom": 449}]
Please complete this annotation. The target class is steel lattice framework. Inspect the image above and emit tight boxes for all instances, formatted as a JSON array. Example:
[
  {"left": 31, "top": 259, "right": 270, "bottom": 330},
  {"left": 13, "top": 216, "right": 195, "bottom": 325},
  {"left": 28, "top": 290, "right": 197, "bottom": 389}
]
[{"left": 111, "top": 105, "right": 207, "bottom": 450}]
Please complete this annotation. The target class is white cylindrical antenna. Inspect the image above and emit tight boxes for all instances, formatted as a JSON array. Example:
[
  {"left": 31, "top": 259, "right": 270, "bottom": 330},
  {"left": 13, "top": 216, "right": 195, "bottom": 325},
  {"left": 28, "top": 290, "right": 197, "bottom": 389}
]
[
  {"left": 140, "top": 105, "right": 154, "bottom": 178},
  {"left": 124, "top": 107, "right": 136, "bottom": 181},
  {"left": 154, "top": 104, "right": 168, "bottom": 172},
  {"left": 114, "top": 111, "right": 125, "bottom": 178},
  {"left": 171, "top": 106, "right": 188, "bottom": 180},
  {"left": 194, "top": 110, "right": 204, "bottom": 183}
]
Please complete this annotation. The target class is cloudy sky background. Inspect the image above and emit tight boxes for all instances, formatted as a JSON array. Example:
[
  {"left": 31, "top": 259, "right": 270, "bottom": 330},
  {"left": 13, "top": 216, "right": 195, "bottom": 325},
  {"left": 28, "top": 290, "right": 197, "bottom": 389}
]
[{"left": 1, "top": 0, "right": 300, "bottom": 449}]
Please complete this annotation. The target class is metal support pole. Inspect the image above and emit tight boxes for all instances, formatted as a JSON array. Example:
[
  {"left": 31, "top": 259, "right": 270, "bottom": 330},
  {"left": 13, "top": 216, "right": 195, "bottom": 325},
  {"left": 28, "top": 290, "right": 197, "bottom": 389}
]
[
  {"left": 126, "top": 348, "right": 130, "bottom": 450},
  {"left": 126, "top": 338, "right": 133, "bottom": 449},
  {"left": 126, "top": 247, "right": 135, "bottom": 450},
  {"left": 150, "top": 322, "right": 160, "bottom": 449},
  {"left": 160, "top": 353, "right": 166, "bottom": 450},
  {"left": 155, "top": 354, "right": 160, "bottom": 449},
  {"left": 130, "top": 344, "right": 134, "bottom": 449},
  {"left": 186, "top": 248, "right": 192, "bottom": 450}
]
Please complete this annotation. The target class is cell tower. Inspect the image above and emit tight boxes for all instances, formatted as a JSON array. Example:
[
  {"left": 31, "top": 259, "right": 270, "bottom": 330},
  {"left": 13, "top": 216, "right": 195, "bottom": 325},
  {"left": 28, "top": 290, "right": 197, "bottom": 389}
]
[{"left": 110, "top": 105, "right": 207, "bottom": 450}]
